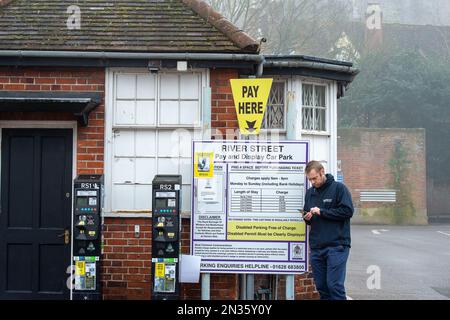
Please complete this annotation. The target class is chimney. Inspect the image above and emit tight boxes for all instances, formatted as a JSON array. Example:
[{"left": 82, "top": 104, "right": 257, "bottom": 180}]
[{"left": 365, "top": 3, "right": 383, "bottom": 50}]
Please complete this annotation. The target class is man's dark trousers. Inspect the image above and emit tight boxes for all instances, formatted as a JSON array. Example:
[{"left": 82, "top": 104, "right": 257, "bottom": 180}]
[{"left": 311, "top": 245, "right": 350, "bottom": 300}]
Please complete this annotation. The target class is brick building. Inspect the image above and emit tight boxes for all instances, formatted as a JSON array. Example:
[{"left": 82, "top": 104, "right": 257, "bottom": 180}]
[
  {"left": 0, "top": 0, "right": 357, "bottom": 299},
  {"left": 337, "top": 128, "right": 427, "bottom": 225}
]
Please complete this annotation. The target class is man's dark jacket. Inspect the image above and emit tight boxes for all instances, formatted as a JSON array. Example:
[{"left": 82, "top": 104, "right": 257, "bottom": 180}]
[{"left": 303, "top": 174, "right": 354, "bottom": 250}]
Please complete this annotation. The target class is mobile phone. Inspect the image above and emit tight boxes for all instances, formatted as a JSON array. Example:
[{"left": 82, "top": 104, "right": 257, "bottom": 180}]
[{"left": 298, "top": 209, "right": 306, "bottom": 217}]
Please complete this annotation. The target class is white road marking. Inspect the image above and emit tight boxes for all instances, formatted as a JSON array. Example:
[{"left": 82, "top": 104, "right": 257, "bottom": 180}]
[
  {"left": 372, "top": 229, "right": 389, "bottom": 235},
  {"left": 437, "top": 231, "right": 450, "bottom": 237}
]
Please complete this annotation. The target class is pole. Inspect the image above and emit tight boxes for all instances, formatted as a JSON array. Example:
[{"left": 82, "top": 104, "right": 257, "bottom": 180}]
[
  {"left": 201, "top": 274, "right": 210, "bottom": 300},
  {"left": 246, "top": 274, "right": 254, "bottom": 300}
]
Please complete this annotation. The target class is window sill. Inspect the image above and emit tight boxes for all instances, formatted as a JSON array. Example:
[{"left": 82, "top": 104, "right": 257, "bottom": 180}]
[
  {"left": 112, "top": 124, "right": 202, "bottom": 129},
  {"left": 301, "top": 130, "right": 330, "bottom": 137},
  {"left": 259, "top": 129, "right": 287, "bottom": 133}
]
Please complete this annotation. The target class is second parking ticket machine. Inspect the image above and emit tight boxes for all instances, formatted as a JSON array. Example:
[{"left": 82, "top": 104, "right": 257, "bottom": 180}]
[
  {"left": 72, "top": 174, "right": 103, "bottom": 300},
  {"left": 151, "top": 175, "right": 182, "bottom": 300}
]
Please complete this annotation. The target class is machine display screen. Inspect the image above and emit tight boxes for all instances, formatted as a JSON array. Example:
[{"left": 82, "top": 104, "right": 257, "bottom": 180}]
[
  {"left": 155, "top": 198, "right": 167, "bottom": 208},
  {"left": 77, "top": 197, "right": 88, "bottom": 207}
]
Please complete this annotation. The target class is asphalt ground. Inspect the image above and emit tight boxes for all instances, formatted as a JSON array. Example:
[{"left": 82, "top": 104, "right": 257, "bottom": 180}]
[{"left": 345, "top": 224, "right": 450, "bottom": 300}]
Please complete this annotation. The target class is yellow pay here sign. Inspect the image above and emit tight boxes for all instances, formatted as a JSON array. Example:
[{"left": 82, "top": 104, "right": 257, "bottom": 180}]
[{"left": 230, "top": 78, "right": 273, "bottom": 135}]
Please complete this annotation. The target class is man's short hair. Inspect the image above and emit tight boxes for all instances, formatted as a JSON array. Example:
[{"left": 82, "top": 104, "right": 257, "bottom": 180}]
[{"left": 305, "top": 160, "right": 324, "bottom": 174}]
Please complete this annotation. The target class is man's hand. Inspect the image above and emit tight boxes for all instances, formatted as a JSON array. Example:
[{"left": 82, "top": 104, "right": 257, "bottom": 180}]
[
  {"left": 303, "top": 211, "right": 313, "bottom": 221},
  {"left": 310, "top": 207, "right": 321, "bottom": 216}
]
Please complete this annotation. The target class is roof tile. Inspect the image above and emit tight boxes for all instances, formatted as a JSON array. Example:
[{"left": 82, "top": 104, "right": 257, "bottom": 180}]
[{"left": 0, "top": 0, "right": 258, "bottom": 53}]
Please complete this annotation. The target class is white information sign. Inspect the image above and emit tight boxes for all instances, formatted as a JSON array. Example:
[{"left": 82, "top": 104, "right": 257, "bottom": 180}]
[{"left": 191, "top": 140, "right": 309, "bottom": 274}]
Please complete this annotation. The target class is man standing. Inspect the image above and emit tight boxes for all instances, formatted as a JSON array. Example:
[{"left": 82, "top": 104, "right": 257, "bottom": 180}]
[{"left": 303, "top": 160, "right": 354, "bottom": 300}]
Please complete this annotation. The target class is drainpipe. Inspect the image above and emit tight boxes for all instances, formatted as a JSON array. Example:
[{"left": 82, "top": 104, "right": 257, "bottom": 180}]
[{"left": 256, "top": 56, "right": 265, "bottom": 77}]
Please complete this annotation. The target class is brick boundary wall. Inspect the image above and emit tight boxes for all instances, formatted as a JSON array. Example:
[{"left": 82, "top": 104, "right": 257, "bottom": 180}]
[{"left": 337, "top": 128, "right": 427, "bottom": 225}]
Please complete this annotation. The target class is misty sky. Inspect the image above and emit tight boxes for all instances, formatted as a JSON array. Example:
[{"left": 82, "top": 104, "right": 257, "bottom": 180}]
[{"left": 351, "top": 0, "right": 450, "bottom": 26}]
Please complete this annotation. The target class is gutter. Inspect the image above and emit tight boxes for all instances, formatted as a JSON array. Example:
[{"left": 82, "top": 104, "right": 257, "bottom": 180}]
[
  {"left": 0, "top": 50, "right": 359, "bottom": 79},
  {"left": 263, "top": 60, "right": 359, "bottom": 76},
  {"left": 0, "top": 50, "right": 265, "bottom": 76}
]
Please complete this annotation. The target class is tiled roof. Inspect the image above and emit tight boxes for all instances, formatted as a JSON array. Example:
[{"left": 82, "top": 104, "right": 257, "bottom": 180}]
[{"left": 0, "top": 0, "right": 259, "bottom": 53}]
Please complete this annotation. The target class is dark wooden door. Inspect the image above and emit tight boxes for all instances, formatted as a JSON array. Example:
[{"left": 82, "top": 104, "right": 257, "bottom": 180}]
[{"left": 0, "top": 129, "right": 73, "bottom": 299}]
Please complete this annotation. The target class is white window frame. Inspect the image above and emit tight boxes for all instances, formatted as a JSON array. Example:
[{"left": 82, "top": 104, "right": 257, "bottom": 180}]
[
  {"left": 301, "top": 80, "right": 331, "bottom": 136},
  {"left": 104, "top": 68, "right": 209, "bottom": 216}
]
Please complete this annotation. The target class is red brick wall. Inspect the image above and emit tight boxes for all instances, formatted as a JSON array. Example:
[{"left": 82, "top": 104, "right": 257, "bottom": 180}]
[
  {"left": 0, "top": 66, "right": 105, "bottom": 175},
  {"left": 210, "top": 69, "right": 239, "bottom": 139},
  {"left": 337, "top": 128, "right": 427, "bottom": 225},
  {"left": 101, "top": 218, "right": 152, "bottom": 300},
  {"left": 102, "top": 217, "right": 238, "bottom": 300}
]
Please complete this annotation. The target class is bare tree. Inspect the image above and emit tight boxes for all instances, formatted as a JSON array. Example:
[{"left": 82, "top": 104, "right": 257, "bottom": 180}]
[{"left": 207, "top": 0, "right": 353, "bottom": 57}]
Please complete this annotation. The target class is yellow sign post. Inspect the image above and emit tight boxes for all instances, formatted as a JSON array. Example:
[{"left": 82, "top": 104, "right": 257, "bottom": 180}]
[{"left": 230, "top": 78, "right": 273, "bottom": 135}]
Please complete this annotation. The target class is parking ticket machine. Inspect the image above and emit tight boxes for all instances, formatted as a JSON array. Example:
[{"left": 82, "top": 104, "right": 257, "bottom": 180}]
[
  {"left": 151, "top": 175, "right": 182, "bottom": 300},
  {"left": 72, "top": 174, "right": 103, "bottom": 300}
]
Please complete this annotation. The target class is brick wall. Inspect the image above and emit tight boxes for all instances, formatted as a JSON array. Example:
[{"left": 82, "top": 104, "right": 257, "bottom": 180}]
[
  {"left": 210, "top": 69, "right": 239, "bottom": 139},
  {"left": 102, "top": 217, "right": 239, "bottom": 300},
  {"left": 337, "top": 128, "right": 427, "bottom": 225},
  {"left": 0, "top": 66, "right": 105, "bottom": 175},
  {"left": 101, "top": 218, "right": 152, "bottom": 300}
]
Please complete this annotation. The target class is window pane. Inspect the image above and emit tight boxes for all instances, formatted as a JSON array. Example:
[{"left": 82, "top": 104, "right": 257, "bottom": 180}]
[
  {"left": 179, "top": 100, "right": 199, "bottom": 125},
  {"left": 180, "top": 74, "right": 200, "bottom": 99},
  {"left": 114, "top": 130, "right": 135, "bottom": 157},
  {"left": 302, "top": 84, "right": 314, "bottom": 106},
  {"left": 157, "top": 157, "right": 179, "bottom": 174},
  {"left": 135, "top": 185, "right": 152, "bottom": 210},
  {"left": 158, "top": 131, "right": 179, "bottom": 157},
  {"left": 179, "top": 158, "right": 193, "bottom": 182},
  {"left": 112, "top": 185, "right": 134, "bottom": 210},
  {"left": 116, "top": 74, "right": 135, "bottom": 99},
  {"left": 135, "top": 158, "right": 156, "bottom": 184},
  {"left": 160, "top": 100, "right": 179, "bottom": 125},
  {"left": 137, "top": 74, "right": 156, "bottom": 99},
  {"left": 179, "top": 130, "right": 195, "bottom": 158},
  {"left": 136, "top": 100, "right": 156, "bottom": 125},
  {"left": 160, "top": 74, "right": 179, "bottom": 99},
  {"left": 115, "top": 100, "right": 135, "bottom": 125},
  {"left": 315, "top": 108, "right": 326, "bottom": 131},
  {"left": 263, "top": 82, "right": 285, "bottom": 129},
  {"left": 135, "top": 130, "right": 156, "bottom": 157},
  {"left": 315, "top": 86, "right": 325, "bottom": 107},
  {"left": 112, "top": 158, "right": 134, "bottom": 183},
  {"left": 302, "top": 107, "right": 314, "bottom": 131}
]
